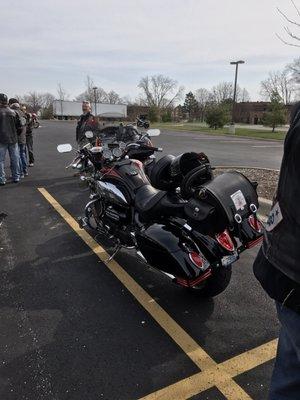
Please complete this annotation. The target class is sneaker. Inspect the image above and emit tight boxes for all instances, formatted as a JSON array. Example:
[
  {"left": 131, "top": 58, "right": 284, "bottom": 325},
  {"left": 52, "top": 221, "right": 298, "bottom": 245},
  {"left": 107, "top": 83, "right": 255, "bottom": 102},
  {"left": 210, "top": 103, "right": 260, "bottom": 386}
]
[
  {"left": 20, "top": 175, "right": 24, "bottom": 179},
  {"left": 13, "top": 180, "right": 19, "bottom": 183},
  {"left": 24, "top": 172, "right": 29, "bottom": 176},
  {"left": 29, "top": 163, "right": 34, "bottom": 167},
  {"left": 0, "top": 182, "right": 5, "bottom": 186}
]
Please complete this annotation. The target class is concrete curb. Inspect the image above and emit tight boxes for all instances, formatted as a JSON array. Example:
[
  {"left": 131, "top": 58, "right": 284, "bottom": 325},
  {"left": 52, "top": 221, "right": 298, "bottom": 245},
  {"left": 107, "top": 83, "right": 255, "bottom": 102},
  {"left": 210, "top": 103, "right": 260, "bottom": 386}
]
[{"left": 215, "top": 166, "right": 280, "bottom": 172}]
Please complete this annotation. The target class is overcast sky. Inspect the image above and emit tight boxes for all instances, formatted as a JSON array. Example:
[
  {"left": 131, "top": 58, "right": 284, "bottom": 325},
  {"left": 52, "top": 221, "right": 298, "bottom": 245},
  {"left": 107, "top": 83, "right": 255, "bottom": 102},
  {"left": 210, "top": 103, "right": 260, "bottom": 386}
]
[{"left": 1, "top": 0, "right": 299, "bottom": 101}]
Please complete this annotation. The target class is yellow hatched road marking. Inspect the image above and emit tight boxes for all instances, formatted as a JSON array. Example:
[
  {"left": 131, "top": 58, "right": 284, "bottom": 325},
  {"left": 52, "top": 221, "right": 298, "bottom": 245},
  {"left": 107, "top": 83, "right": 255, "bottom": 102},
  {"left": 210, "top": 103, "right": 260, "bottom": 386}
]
[
  {"left": 139, "top": 339, "right": 278, "bottom": 400},
  {"left": 38, "top": 187, "right": 278, "bottom": 400}
]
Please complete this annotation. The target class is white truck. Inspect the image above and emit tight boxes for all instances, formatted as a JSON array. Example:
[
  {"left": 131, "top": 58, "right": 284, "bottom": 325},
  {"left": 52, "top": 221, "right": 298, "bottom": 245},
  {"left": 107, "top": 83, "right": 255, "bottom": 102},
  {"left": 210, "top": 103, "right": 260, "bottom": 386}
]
[{"left": 53, "top": 100, "right": 127, "bottom": 119}]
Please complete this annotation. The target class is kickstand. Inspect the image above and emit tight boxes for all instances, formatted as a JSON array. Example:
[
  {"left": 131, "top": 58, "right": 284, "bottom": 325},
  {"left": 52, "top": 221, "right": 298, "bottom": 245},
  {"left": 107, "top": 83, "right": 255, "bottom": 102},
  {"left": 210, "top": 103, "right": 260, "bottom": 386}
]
[{"left": 106, "top": 242, "right": 121, "bottom": 263}]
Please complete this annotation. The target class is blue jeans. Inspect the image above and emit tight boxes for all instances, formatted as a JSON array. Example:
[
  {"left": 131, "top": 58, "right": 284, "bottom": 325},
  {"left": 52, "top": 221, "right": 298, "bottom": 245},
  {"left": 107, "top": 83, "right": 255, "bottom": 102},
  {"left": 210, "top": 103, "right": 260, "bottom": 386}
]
[
  {"left": 18, "top": 143, "right": 28, "bottom": 175},
  {"left": 270, "top": 302, "right": 300, "bottom": 399},
  {"left": 0, "top": 143, "right": 20, "bottom": 183}
]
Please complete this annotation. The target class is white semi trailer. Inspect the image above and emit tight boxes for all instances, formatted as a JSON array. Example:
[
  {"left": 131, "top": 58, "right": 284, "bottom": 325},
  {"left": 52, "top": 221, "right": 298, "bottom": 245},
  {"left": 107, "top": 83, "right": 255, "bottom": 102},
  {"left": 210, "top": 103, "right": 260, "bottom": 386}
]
[{"left": 53, "top": 100, "right": 127, "bottom": 119}]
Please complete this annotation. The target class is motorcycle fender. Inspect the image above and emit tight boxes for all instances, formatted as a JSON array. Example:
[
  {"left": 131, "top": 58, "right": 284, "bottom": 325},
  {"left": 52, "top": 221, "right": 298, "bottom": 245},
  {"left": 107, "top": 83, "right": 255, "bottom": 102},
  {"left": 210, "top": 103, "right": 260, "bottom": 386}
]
[{"left": 136, "top": 224, "right": 202, "bottom": 279}]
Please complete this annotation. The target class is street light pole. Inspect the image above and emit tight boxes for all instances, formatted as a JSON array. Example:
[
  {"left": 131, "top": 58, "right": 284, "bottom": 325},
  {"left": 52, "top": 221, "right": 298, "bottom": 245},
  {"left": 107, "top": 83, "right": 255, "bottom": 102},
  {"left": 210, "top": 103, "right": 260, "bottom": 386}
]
[
  {"left": 92, "top": 86, "right": 98, "bottom": 116},
  {"left": 230, "top": 60, "right": 245, "bottom": 133}
]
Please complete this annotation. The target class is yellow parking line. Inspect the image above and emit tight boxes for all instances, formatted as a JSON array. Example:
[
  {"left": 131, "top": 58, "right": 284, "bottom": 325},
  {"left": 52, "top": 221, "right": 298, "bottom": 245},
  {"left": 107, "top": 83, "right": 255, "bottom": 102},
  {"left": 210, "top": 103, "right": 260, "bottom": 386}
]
[
  {"left": 139, "top": 339, "right": 278, "bottom": 400},
  {"left": 38, "top": 187, "right": 277, "bottom": 400}
]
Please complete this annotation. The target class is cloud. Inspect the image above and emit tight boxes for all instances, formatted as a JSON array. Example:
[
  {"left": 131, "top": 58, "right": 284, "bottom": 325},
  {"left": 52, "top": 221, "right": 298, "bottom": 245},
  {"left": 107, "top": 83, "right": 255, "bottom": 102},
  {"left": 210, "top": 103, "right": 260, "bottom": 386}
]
[{"left": 0, "top": 0, "right": 299, "bottom": 100}]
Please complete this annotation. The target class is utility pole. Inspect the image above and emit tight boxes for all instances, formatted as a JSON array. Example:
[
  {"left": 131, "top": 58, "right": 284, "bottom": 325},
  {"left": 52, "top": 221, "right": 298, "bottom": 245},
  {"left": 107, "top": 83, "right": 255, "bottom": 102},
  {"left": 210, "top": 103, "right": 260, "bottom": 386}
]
[
  {"left": 60, "top": 99, "right": 63, "bottom": 120},
  {"left": 93, "top": 86, "right": 98, "bottom": 116},
  {"left": 229, "top": 60, "right": 245, "bottom": 134}
]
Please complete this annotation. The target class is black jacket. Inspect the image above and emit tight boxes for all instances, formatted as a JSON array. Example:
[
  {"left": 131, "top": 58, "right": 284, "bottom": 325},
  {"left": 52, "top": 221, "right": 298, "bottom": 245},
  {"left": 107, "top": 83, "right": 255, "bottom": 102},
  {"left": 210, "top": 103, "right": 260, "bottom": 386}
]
[
  {"left": 261, "top": 103, "right": 300, "bottom": 284},
  {"left": 76, "top": 112, "right": 94, "bottom": 143},
  {"left": 25, "top": 113, "right": 34, "bottom": 135},
  {"left": 0, "top": 105, "right": 21, "bottom": 145}
]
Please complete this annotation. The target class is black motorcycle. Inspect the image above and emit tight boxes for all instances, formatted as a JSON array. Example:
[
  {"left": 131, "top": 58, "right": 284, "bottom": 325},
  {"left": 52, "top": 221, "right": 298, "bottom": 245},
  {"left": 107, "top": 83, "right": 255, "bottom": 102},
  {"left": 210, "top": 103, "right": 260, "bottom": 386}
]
[{"left": 58, "top": 141, "right": 263, "bottom": 297}]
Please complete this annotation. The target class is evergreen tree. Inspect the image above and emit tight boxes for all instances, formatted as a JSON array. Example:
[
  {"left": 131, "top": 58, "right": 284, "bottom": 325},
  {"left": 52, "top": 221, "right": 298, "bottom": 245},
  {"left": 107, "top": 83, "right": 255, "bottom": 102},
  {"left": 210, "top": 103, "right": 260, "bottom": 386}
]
[
  {"left": 161, "top": 109, "right": 172, "bottom": 122},
  {"left": 262, "top": 92, "right": 287, "bottom": 132},
  {"left": 148, "top": 105, "right": 159, "bottom": 123},
  {"left": 183, "top": 92, "right": 199, "bottom": 121},
  {"left": 205, "top": 105, "right": 229, "bottom": 129}
]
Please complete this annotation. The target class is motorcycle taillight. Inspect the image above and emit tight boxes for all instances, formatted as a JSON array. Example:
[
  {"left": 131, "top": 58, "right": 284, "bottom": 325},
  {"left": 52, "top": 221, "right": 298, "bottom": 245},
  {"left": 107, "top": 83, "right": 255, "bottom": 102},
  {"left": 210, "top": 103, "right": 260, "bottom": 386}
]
[
  {"left": 188, "top": 252, "right": 210, "bottom": 271},
  {"left": 248, "top": 215, "right": 263, "bottom": 233},
  {"left": 189, "top": 252, "right": 204, "bottom": 268},
  {"left": 215, "top": 230, "right": 235, "bottom": 252}
]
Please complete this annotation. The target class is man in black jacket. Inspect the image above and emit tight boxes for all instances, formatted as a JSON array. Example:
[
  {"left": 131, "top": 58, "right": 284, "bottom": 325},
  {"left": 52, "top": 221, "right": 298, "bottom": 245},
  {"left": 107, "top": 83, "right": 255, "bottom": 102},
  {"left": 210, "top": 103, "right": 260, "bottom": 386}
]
[
  {"left": 253, "top": 102, "right": 300, "bottom": 399},
  {"left": 0, "top": 93, "right": 21, "bottom": 185},
  {"left": 76, "top": 101, "right": 97, "bottom": 145},
  {"left": 23, "top": 106, "right": 35, "bottom": 167}
]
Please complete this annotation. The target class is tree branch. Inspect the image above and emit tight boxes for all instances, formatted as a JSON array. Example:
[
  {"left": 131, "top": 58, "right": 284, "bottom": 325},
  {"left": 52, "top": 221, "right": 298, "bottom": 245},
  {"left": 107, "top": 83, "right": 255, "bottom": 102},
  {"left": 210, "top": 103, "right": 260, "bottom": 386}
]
[
  {"left": 291, "top": 0, "right": 300, "bottom": 18},
  {"left": 277, "top": 7, "right": 300, "bottom": 27},
  {"left": 276, "top": 33, "right": 300, "bottom": 47}
]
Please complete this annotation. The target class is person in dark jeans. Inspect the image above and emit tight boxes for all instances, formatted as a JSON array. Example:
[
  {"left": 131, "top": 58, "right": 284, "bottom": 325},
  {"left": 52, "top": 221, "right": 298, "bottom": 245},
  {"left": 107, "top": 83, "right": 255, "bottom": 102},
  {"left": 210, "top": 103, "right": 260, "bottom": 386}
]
[
  {"left": 9, "top": 99, "right": 28, "bottom": 177},
  {"left": 253, "top": 102, "right": 300, "bottom": 399},
  {"left": 23, "top": 106, "right": 35, "bottom": 166},
  {"left": 0, "top": 93, "right": 21, "bottom": 184}
]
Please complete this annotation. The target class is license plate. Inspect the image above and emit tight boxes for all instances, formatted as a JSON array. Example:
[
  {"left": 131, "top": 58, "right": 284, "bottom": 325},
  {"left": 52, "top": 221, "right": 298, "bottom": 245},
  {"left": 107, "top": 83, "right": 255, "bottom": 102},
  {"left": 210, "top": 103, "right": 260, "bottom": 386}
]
[{"left": 221, "top": 253, "right": 238, "bottom": 267}]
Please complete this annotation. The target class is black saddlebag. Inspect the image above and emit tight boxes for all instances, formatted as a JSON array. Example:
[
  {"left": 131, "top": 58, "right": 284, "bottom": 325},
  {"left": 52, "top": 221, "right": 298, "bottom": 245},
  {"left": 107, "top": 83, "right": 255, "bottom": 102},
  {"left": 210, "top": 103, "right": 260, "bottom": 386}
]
[{"left": 184, "top": 171, "right": 258, "bottom": 234}]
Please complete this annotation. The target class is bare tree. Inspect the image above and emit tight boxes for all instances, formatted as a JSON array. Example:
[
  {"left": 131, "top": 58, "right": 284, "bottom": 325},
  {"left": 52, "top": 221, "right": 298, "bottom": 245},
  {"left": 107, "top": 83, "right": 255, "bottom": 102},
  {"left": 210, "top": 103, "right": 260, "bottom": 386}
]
[
  {"left": 57, "top": 83, "right": 68, "bottom": 101},
  {"left": 138, "top": 75, "right": 184, "bottom": 109},
  {"left": 210, "top": 82, "right": 237, "bottom": 103},
  {"left": 277, "top": 0, "right": 300, "bottom": 47},
  {"left": 195, "top": 88, "right": 211, "bottom": 121},
  {"left": 287, "top": 57, "right": 300, "bottom": 84},
  {"left": 106, "top": 90, "right": 123, "bottom": 104},
  {"left": 240, "top": 88, "right": 251, "bottom": 102},
  {"left": 260, "top": 70, "right": 295, "bottom": 104},
  {"left": 41, "top": 93, "right": 55, "bottom": 108},
  {"left": 23, "top": 92, "right": 44, "bottom": 112},
  {"left": 76, "top": 75, "right": 108, "bottom": 103}
]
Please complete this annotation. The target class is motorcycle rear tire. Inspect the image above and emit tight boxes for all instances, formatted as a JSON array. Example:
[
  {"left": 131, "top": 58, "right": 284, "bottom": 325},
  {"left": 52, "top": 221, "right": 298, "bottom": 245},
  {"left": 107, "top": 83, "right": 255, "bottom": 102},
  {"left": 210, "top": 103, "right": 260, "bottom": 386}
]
[{"left": 188, "top": 266, "right": 232, "bottom": 297}]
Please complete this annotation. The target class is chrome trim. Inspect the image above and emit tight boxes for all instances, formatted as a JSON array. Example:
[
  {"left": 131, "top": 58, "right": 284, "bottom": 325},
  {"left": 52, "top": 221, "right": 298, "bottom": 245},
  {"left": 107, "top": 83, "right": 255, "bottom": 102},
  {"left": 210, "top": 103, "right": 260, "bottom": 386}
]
[
  {"left": 97, "top": 181, "right": 128, "bottom": 204},
  {"left": 161, "top": 271, "right": 175, "bottom": 280}
]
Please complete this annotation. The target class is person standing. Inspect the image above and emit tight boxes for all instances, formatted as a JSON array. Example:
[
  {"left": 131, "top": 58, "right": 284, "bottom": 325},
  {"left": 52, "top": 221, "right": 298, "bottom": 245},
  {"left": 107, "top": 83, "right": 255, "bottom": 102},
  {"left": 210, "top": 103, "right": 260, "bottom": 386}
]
[
  {"left": 253, "top": 102, "right": 300, "bottom": 399},
  {"left": 9, "top": 99, "right": 28, "bottom": 178},
  {"left": 23, "top": 106, "right": 35, "bottom": 167},
  {"left": 76, "top": 101, "right": 98, "bottom": 146},
  {"left": 0, "top": 94, "right": 21, "bottom": 185}
]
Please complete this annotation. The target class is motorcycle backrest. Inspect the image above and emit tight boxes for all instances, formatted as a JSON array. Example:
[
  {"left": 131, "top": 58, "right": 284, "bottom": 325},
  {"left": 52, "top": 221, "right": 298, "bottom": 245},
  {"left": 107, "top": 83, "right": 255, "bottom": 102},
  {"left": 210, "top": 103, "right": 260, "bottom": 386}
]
[{"left": 57, "top": 144, "right": 72, "bottom": 153}]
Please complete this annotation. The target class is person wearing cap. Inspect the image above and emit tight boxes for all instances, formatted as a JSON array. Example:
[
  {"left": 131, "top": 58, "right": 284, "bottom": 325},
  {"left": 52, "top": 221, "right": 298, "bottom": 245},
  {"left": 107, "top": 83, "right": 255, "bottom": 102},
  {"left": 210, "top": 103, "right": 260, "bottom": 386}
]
[
  {"left": 9, "top": 98, "right": 28, "bottom": 178},
  {"left": 0, "top": 93, "right": 22, "bottom": 184}
]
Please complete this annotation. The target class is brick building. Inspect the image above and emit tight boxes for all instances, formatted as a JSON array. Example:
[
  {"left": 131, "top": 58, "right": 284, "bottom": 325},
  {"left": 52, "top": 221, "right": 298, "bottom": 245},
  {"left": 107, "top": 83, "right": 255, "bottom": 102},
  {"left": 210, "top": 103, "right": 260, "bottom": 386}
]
[{"left": 234, "top": 102, "right": 292, "bottom": 124}]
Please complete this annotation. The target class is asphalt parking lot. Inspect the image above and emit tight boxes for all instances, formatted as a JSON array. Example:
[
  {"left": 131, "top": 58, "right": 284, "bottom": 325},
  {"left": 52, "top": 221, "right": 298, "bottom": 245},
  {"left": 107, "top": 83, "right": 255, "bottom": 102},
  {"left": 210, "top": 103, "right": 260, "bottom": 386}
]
[{"left": 0, "top": 121, "right": 280, "bottom": 400}]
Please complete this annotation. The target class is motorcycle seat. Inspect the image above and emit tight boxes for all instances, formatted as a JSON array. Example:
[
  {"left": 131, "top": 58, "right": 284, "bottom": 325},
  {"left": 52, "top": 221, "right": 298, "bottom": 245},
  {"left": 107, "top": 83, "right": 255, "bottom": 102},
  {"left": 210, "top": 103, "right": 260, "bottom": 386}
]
[
  {"left": 135, "top": 184, "right": 185, "bottom": 220},
  {"left": 135, "top": 185, "right": 167, "bottom": 214}
]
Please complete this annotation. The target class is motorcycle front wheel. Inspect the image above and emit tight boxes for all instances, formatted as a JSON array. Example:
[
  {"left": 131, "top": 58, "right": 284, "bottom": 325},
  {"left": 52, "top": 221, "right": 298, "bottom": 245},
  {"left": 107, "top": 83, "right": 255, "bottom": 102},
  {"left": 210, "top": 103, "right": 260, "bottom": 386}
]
[{"left": 187, "top": 266, "right": 232, "bottom": 297}]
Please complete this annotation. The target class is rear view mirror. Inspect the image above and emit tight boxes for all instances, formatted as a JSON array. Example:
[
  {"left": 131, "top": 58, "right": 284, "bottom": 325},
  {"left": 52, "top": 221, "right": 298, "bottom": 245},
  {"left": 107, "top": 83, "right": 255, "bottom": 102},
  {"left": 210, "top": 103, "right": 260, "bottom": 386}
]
[
  {"left": 85, "top": 131, "right": 94, "bottom": 138},
  {"left": 57, "top": 144, "right": 72, "bottom": 153},
  {"left": 147, "top": 129, "right": 160, "bottom": 137}
]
